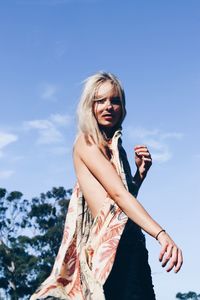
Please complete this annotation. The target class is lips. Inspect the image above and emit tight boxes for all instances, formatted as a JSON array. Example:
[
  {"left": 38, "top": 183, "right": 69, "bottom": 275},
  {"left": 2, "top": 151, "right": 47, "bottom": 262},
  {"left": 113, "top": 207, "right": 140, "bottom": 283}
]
[
  {"left": 103, "top": 115, "right": 113, "bottom": 121},
  {"left": 102, "top": 114, "right": 113, "bottom": 118}
]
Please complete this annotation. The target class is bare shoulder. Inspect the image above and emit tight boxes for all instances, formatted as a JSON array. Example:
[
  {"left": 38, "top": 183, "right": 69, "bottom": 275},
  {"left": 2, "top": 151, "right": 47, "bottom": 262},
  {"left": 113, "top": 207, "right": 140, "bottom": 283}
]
[
  {"left": 73, "top": 134, "right": 91, "bottom": 180},
  {"left": 73, "top": 133, "right": 97, "bottom": 157}
]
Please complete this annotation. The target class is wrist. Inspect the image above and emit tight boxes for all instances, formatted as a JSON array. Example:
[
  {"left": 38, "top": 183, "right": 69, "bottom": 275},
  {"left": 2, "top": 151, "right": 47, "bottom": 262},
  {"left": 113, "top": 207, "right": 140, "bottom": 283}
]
[
  {"left": 135, "top": 168, "right": 145, "bottom": 181},
  {"left": 155, "top": 229, "right": 166, "bottom": 240},
  {"left": 132, "top": 170, "right": 142, "bottom": 192}
]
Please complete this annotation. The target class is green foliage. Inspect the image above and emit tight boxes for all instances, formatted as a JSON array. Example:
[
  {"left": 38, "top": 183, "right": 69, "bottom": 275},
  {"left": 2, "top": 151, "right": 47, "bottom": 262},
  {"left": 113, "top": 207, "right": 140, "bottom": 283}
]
[
  {"left": 0, "top": 187, "right": 71, "bottom": 300},
  {"left": 2, "top": 185, "right": 198, "bottom": 300},
  {"left": 0, "top": 188, "right": 28, "bottom": 246}
]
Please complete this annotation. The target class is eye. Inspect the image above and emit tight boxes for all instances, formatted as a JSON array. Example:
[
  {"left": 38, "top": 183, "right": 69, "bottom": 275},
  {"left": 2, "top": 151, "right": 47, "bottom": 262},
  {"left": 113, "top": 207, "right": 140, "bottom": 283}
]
[
  {"left": 111, "top": 97, "right": 121, "bottom": 105},
  {"left": 96, "top": 99, "right": 106, "bottom": 104}
]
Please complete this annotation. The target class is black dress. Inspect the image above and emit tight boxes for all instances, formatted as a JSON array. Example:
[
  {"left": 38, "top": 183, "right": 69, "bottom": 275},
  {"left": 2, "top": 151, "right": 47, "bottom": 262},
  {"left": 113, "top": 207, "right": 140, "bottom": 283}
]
[
  {"left": 103, "top": 141, "right": 156, "bottom": 300},
  {"left": 103, "top": 219, "right": 156, "bottom": 300}
]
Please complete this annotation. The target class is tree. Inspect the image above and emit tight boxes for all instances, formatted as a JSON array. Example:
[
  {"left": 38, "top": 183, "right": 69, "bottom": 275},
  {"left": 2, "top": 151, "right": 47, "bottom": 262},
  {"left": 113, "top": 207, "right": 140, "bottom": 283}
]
[
  {"left": 0, "top": 188, "right": 30, "bottom": 299},
  {"left": 0, "top": 187, "right": 71, "bottom": 299}
]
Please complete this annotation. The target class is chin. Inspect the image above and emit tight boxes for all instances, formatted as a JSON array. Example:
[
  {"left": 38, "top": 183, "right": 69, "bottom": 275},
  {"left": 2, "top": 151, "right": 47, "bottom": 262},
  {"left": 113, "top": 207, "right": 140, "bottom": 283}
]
[
  {"left": 101, "top": 123, "right": 114, "bottom": 128},
  {"left": 102, "top": 120, "right": 118, "bottom": 127}
]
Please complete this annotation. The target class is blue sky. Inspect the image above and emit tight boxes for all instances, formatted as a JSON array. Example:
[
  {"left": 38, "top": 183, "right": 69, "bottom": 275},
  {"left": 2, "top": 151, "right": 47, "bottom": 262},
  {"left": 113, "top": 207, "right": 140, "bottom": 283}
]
[{"left": 0, "top": 0, "right": 200, "bottom": 299}]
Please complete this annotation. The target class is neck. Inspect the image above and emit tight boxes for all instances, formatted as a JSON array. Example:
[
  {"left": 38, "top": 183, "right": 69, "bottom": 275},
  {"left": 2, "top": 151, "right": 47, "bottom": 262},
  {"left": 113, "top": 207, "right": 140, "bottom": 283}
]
[{"left": 100, "top": 126, "right": 119, "bottom": 141}]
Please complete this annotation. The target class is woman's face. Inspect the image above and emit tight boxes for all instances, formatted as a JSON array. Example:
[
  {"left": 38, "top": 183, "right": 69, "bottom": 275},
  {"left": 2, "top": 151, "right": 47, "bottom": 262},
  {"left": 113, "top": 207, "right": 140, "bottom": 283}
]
[{"left": 93, "top": 81, "right": 122, "bottom": 131}]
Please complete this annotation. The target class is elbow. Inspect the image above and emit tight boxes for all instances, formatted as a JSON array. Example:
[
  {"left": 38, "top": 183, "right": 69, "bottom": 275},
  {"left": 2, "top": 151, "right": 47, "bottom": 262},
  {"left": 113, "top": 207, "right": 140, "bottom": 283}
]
[{"left": 110, "top": 188, "right": 128, "bottom": 207}]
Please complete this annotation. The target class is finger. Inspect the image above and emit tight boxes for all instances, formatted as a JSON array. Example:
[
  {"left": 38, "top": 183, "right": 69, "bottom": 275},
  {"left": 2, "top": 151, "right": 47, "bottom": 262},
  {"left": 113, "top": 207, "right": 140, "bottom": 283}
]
[
  {"left": 162, "top": 244, "right": 173, "bottom": 267},
  {"left": 134, "top": 148, "right": 150, "bottom": 154},
  {"left": 135, "top": 151, "right": 141, "bottom": 158},
  {"left": 174, "top": 249, "right": 183, "bottom": 273},
  {"left": 159, "top": 243, "right": 168, "bottom": 262},
  {"left": 166, "top": 247, "right": 178, "bottom": 272},
  {"left": 135, "top": 151, "right": 151, "bottom": 157},
  {"left": 135, "top": 147, "right": 151, "bottom": 154},
  {"left": 139, "top": 158, "right": 152, "bottom": 167},
  {"left": 135, "top": 153, "right": 152, "bottom": 161},
  {"left": 134, "top": 145, "right": 147, "bottom": 150},
  {"left": 141, "top": 158, "right": 152, "bottom": 163}
]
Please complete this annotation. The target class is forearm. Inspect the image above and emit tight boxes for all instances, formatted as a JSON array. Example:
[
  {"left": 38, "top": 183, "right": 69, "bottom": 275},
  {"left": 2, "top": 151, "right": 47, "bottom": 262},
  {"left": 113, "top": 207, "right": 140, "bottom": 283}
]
[
  {"left": 114, "top": 189, "right": 162, "bottom": 238},
  {"left": 132, "top": 169, "right": 145, "bottom": 197}
]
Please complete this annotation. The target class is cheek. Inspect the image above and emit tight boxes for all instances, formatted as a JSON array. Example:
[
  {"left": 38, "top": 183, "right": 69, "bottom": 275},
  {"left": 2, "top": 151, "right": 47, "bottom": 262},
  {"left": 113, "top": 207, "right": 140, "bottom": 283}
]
[
  {"left": 115, "top": 106, "right": 122, "bottom": 117},
  {"left": 93, "top": 103, "right": 99, "bottom": 120}
]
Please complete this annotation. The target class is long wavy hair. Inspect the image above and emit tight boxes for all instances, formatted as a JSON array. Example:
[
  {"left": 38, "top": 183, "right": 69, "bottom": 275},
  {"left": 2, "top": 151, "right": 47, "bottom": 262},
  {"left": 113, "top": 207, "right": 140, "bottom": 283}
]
[{"left": 76, "top": 72, "right": 126, "bottom": 147}]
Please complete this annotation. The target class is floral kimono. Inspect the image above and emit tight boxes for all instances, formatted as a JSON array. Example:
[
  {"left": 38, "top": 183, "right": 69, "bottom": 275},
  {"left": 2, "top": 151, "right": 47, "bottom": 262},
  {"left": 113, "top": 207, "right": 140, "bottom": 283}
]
[{"left": 30, "top": 130, "right": 143, "bottom": 300}]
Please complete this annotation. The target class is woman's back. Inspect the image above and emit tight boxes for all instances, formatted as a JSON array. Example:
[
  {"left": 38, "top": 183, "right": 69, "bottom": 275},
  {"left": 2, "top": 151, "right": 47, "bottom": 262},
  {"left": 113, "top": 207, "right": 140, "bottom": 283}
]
[
  {"left": 73, "top": 133, "right": 110, "bottom": 219},
  {"left": 73, "top": 133, "right": 123, "bottom": 219}
]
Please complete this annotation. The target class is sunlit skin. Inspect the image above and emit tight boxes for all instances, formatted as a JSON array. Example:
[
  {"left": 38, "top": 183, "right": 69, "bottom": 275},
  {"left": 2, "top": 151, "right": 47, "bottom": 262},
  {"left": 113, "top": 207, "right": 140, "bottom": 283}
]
[
  {"left": 93, "top": 81, "right": 122, "bottom": 138},
  {"left": 74, "top": 80, "right": 183, "bottom": 274}
]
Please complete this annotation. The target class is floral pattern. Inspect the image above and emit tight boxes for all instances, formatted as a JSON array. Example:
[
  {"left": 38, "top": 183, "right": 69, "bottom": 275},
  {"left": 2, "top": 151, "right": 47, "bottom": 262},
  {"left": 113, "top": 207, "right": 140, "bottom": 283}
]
[{"left": 30, "top": 130, "right": 129, "bottom": 300}]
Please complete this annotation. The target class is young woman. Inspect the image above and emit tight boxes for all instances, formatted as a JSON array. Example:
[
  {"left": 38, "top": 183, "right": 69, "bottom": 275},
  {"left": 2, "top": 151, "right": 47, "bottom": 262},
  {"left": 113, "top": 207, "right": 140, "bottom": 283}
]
[{"left": 31, "top": 72, "right": 183, "bottom": 300}]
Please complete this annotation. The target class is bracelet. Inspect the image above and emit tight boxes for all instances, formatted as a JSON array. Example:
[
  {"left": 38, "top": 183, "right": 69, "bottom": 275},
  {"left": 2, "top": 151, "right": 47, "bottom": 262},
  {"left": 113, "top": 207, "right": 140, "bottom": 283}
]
[{"left": 155, "top": 229, "right": 166, "bottom": 240}]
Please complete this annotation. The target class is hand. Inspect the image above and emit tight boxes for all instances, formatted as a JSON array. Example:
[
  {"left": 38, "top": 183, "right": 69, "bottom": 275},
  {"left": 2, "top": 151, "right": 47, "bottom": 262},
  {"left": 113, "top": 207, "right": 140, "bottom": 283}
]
[
  {"left": 134, "top": 145, "right": 152, "bottom": 179},
  {"left": 157, "top": 231, "right": 183, "bottom": 273}
]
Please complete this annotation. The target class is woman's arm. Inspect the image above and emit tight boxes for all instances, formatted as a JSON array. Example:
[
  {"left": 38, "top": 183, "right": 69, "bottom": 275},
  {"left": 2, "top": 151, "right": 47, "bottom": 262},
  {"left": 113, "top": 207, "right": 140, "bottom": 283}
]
[
  {"left": 132, "top": 145, "right": 152, "bottom": 195},
  {"left": 74, "top": 134, "right": 183, "bottom": 273}
]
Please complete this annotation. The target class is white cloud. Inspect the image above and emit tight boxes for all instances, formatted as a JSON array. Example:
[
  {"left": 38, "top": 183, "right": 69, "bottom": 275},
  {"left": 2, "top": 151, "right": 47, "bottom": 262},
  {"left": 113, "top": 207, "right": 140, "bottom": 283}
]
[
  {"left": 126, "top": 126, "right": 183, "bottom": 163},
  {"left": 0, "top": 170, "right": 15, "bottom": 180},
  {"left": 143, "top": 139, "right": 164, "bottom": 151},
  {"left": 50, "top": 113, "right": 73, "bottom": 126},
  {"left": 23, "top": 113, "right": 72, "bottom": 145},
  {"left": 0, "top": 132, "right": 18, "bottom": 157},
  {"left": 128, "top": 127, "right": 183, "bottom": 141},
  {"left": 0, "top": 132, "right": 18, "bottom": 149},
  {"left": 40, "top": 83, "right": 58, "bottom": 101},
  {"left": 24, "top": 120, "right": 63, "bottom": 144},
  {"left": 151, "top": 150, "right": 172, "bottom": 163},
  {"left": 128, "top": 128, "right": 159, "bottom": 139},
  {"left": 160, "top": 132, "right": 183, "bottom": 140},
  {"left": 144, "top": 139, "right": 172, "bottom": 163}
]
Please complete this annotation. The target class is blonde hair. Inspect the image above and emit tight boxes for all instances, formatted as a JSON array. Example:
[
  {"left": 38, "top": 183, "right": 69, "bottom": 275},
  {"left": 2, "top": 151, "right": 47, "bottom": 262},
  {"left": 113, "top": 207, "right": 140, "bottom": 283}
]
[{"left": 76, "top": 72, "right": 126, "bottom": 147}]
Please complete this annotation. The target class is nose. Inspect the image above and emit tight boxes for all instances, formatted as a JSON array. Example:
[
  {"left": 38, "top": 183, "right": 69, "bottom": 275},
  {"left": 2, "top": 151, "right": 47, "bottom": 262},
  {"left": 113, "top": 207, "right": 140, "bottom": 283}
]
[{"left": 105, "top": 99, "right": 113, "bottom": 109}]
